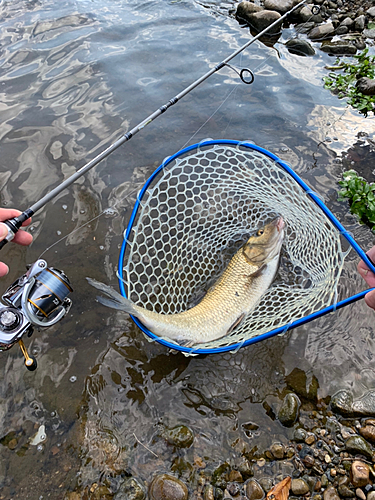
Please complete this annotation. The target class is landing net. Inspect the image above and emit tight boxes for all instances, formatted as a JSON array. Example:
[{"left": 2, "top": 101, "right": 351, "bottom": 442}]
[{"left": 118, "top": 140, "right": 368, "bottom": 355}]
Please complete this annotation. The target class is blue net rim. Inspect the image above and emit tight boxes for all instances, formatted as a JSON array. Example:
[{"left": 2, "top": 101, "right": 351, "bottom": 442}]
[{"left": 118, "top": 139, "right": 375, "bottom": 355}]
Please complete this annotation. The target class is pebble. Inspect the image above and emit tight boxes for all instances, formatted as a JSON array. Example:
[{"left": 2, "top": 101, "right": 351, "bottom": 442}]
[
  {"left": 351, "top": 461, "right": 370, "bottom": 488},
  {"left": 149, "top": 474, "right": 188, "bottom": 500},
  {"left": 367, "top": 492, "right": 375, "bottom": 500},
  {"left": 245, "top": 479, "right": 265, "bottom": 500},
  {"left": 345, "top": 436, "right": 373, "bottom": 460},
  {"left": 356, "top": 489, "right": 366, "bottom": 500},
  {"left": 291, "top": 478, "right": 310, "bottom": 496},
  {"left": 270, "top": 443, "right": 285, "bottom": 459},
  {"left": 305, "top": 434, "right": 316, "bottom": 445},
  {"left": 115, "top": 478, "right": 146, "bottom": 500},
  {"left": 323, "top": 486, "right": 340, "bottom": 500}
]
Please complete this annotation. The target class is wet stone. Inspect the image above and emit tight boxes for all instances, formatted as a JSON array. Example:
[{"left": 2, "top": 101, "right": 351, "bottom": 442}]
[
  {"left": 308, "top": 22, "right": 335, "bottom": 40},
  {"left": 263, "top": 0, "right": 300, "bottom": 15},
  {"left": 345, "top": 436, "right": 373, "bottom": 460},
  {"left": 228, "top": 470, "right": 243, "bottom": 482},
  {"left": 323, "top": 486, "right": 340, "bottom": 500},
  {"left": 258, "top": 478, "right": 273, "bottom": 493},
  {"left": 163, "top": 425, "right": 194, "bottom": 448},
  {"left": 149, "top": 474, "right": 188, "bottom": 500},
  {"left": 236, "top": 1, "right": 263, "bottom": 22},
  {"left": 248, "top": 10, "right": 282, "bottom": 34},
  {"left": 203, "top": 484, "right": 215, "bottom": 500},
  {"left": 227, "top": 482, "right": 241, "bottom": 496},
  {"left": 270, "top": 443, "right": 285, "bottom": 459},
  {"left": 278, "top": 393, "right": 300, "bottom": 427},
  {"left": 115, "top": 478, "right": 146, "bottom": 500},
  {"left": 356, "top": 489, "right": 366, "bottom": 500},
  {"left": 285, "top": 38, "right": 315, "bottom": 56},
  {"left": 356, "top": 78, "right": 375, "bottom": 96},
  {"left": 320, "top": 40, "right": 357, "bottom": 55},
  {"left": 351, "top": 461, "right": 370, "bottom": 488},
  {"left": 293, "top": 428, "right": 307, "bottom": 442},
  {"left": 367, "top": 492, "right": 375, "bottom": 500},
  {"left": 246, "top": 479, "right": 265, "bottom": 500},
  {"left": 361, "top": 423, "right": 375, "bottom": 443},
  {"left": 291, "top": 479, "right": 310, "bottom": 496}
]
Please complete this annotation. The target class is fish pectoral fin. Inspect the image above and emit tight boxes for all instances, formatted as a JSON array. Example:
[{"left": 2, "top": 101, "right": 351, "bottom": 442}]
[
  {"left": 226, "top": 313, "right": 245, "bottom": 335},
  {"left": 249, "top": 263, "right": 267, "bottom": 279}
]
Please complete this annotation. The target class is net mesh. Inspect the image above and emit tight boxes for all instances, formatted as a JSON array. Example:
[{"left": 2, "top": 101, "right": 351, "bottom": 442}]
[{"left": 121, "top": 142, "right": 346, "bottom": 352}]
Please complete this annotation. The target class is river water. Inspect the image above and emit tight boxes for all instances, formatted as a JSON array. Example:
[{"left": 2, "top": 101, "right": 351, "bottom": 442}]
[{"left": 0, "top": 0, "right": 375, "bottom": 498}]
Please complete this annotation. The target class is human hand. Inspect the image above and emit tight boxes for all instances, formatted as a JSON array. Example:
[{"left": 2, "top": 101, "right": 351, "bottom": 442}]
[
  {"left": 357, "top": 245, "right": 375, "bottom": 310},
  {"left": 0, "top": 209, "right": 33, "bottom": 277}
]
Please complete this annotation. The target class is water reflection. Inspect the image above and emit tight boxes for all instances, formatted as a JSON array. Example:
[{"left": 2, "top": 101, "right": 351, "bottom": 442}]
[{"left": 0, "top": 0, "right": 374, "bottom": 496}]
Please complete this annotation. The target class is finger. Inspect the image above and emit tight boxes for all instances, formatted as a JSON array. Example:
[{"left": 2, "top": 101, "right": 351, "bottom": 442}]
[
  {"left": 0, "top": 224, "right": 7, "bottom": 242},
  {"left": 365, "top": 289, "right": 375, "bottom": 310},
  {"left": 0, "top": 262, "right": 9, "bottom": 277},
  {"left": 0, "top": 209, "right": 31, "bottom": 227},
  {"left": 358, "top": 261, "right": 375, "bottom": 288},
  {"left": 13, "top": 229, "right": 33, "bottom": 246}
]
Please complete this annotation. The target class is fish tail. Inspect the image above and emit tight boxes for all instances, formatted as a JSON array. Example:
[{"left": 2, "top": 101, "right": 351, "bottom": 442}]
[{"left": 86, "top": 277, "right": 139, "bottom": 316}]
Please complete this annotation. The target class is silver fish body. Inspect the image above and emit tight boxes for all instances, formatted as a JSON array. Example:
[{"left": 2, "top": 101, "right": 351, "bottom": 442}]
[{"left": 88, "top": 216, "right": 285, "bottom": 345}]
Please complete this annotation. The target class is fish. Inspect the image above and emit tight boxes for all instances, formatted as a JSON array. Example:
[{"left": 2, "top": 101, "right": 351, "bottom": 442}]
[{"left": 87, "top": 216, "right": 285, "bottom": 346}]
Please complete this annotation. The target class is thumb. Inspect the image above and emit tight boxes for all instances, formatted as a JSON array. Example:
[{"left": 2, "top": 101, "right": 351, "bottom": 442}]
[{"left": 0, "top": 224, "right": 8, "bottom": 242}]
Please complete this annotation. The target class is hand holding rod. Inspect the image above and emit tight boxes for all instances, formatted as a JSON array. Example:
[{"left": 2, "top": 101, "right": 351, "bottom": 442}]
[{"left": 0, "top": 0, "right": 306, "bottom": 250}]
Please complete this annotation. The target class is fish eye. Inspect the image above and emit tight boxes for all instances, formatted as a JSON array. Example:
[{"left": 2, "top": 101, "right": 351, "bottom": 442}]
[{"left": 257, "top": 229, "right": 264, "bottom": 236}]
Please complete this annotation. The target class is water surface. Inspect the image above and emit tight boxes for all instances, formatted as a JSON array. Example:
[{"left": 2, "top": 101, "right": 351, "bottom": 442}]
[{"left": 0, "top": 0, "right": 375, "bottom": 497}]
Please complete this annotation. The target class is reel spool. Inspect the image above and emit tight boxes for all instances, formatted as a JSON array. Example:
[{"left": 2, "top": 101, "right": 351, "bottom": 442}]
[{"left": 0, "top": 259, "right": 72, "bottom": 370}]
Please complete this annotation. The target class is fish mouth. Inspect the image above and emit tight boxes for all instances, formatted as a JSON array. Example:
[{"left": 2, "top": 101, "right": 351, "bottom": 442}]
[{"left": 267, "top": 216, "right": 285, "bottom": 260}]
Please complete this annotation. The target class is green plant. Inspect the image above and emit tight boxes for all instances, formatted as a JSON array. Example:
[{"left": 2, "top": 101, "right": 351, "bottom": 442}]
[
  {"left": 338, "top": 170, "right": 375, "bottom": 230},
  {"left": 324, "top": 49, "right": 375, "bottom": 116}
]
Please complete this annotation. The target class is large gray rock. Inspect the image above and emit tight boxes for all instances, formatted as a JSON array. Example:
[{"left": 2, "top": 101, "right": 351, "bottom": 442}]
[
  {"left": 247, "top": 10, "right": 282, "bottom": 34},
  {"left": 354, "top": 15, "right": 366, "bottom": 31},
  {"left": 263, "top": 0, "right": 299, "bottom": 14},
  {"left": 367, "top": 7, "right": 375, "bottom": 17},
  {"left": 320, "top": 40, "right": 357, "bottom": 55},
  {"left": 356, "top": 77, "right": 375, "bottom": 96},
  {"left": 236, "top": 1, "right": 263, "bottom": 22},
  {"left": 363, "top": 29, "right": 375, "bottom": 39},
  {"left": 308, "top": 22, "right": 335, "bottom": 40}
]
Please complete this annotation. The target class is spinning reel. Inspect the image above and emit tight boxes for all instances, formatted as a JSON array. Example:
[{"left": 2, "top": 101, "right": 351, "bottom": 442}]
[{"left": 0, "top": 259, "right": 72, "bottom": 370}]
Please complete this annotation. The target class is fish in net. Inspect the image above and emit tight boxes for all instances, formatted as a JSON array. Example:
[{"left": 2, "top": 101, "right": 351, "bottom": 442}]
[{"left": 114, "top": 140, "right": 375, "bottom": 355}]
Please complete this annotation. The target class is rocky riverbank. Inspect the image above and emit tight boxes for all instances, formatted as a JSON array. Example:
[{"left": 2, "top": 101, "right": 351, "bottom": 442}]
[
  {"left": 235, "top": 0, "right": 375, "bottom": 56},
  {"left": 61, "top": 384, "right": 375, "bottom": 500}
]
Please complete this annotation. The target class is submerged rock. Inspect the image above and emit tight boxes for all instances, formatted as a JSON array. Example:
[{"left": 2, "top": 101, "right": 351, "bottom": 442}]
[
  {"left": 278, "top": 393, "right": 300, "bottom": 427},
  {"left": 331, "top": 389, "right": 375, "bottom": 417},
  {"left": 359, "top": 420, "right": 375, "bottom": 443},
  {"left": 149, "top": 474, "right": 188, "bottom": 500},
  {"left": 323, "top": 486, "right": 340, "bottom": 500},
  {"left": 291, "top": 478, "right": 309, "bottom": 496},
  {"left": 286, "top": 38, "right": 315, "bottom": 56},
  {"left": 115, "top": 478, "right": 146, "bottom": 500},
  {"left": 162, "top": 425, "right": 194, "bottom": 448},
  {"left": 245, "top": 479, "right": 265, "bottom": 500}
]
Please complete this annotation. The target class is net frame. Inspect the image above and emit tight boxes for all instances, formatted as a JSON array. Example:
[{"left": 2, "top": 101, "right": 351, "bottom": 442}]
[{"left": 118, "top": 139, "right": 375, "bottom": 355}]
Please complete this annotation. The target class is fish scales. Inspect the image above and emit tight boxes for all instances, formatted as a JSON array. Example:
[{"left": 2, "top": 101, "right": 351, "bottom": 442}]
[{"left": 88, "top": 216, "right": 285, "bottom": 346}]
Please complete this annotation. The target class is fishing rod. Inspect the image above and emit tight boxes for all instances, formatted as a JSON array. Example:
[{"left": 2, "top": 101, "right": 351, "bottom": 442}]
[{"left": 0, "top": 0, "right": 308, "bottom": 369}]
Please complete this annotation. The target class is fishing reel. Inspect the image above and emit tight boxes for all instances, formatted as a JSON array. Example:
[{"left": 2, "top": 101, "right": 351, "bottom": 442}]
[{"left": 0, "top": 259, "right": 72, "bottom": 370}]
